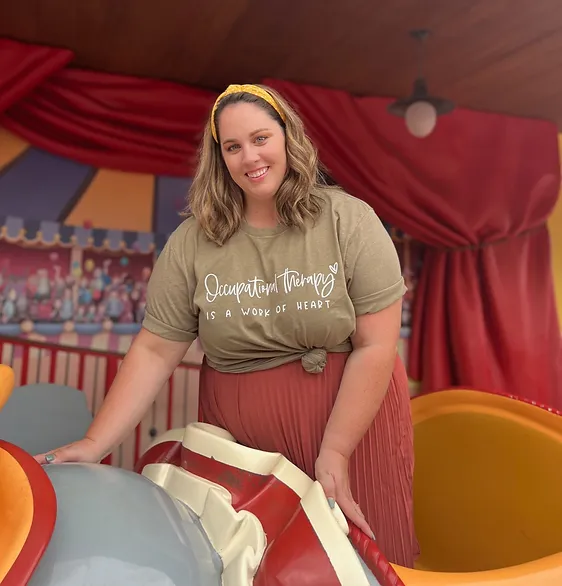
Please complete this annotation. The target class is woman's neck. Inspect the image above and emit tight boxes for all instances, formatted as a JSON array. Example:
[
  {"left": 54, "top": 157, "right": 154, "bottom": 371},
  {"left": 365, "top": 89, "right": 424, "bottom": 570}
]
[{"left": 244, "top": 199, "right": 278, "bottom": 228}]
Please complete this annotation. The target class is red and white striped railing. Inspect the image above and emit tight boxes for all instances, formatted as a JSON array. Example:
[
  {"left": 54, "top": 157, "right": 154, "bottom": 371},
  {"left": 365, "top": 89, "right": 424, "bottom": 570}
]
[{"left": 0, "top": 336, "right": 202, "bottom": 470}]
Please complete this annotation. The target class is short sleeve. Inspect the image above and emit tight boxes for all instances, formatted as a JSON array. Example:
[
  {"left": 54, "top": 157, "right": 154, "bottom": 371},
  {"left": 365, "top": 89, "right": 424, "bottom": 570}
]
[
  {"left": 142, "top": 224, "right": 199, "bottom": 343},
  {"left": 344, "top": 208, "right": 406, "bottom": 315}
]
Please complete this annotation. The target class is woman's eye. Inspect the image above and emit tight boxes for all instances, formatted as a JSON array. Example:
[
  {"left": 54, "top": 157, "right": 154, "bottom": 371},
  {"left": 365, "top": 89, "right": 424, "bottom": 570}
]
[
  {"left": 255, "top": 136, "right": 267, "bottom": 144},
  {"left": 227, "top": 144, "right": 240, "bottom": 152}
]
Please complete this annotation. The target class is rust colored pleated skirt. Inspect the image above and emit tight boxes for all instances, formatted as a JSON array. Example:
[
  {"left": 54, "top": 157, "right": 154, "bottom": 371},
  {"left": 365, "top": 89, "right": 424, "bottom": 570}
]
[{"left": 199, "top": 351, "right": 419, "bottom": 568}]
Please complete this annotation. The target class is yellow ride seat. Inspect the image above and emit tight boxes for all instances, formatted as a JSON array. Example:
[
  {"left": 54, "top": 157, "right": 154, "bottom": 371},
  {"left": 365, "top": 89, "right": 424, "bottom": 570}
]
[
  {"left": 392, "top": 389, "right": 562, "bottom": 586},
  {"left": 0, "top": 363, "right": 14, "bottom": 411}
]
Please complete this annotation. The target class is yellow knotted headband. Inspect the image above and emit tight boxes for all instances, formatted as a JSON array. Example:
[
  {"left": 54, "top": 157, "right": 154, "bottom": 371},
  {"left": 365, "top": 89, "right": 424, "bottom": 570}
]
[{"left": 210, "top": 84, "right": 286, "bottom": 142}]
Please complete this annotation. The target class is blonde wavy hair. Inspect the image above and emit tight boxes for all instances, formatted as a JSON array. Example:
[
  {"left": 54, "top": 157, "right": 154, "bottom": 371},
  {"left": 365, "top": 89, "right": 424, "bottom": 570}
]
[{"left": 185, "top": 84, "right": 331, "bottom": 246}]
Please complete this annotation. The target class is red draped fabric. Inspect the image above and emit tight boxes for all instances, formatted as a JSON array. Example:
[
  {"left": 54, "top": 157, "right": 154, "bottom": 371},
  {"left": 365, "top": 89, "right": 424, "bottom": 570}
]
[
  {"left": 0, "top": 38, "right": 216, "bottom": 176},
  {"left": 1, "top": 38, "right": 560, "bottom": 407},
  {"left": 0, "top": 40, "right": 72, "bottom": 112},
  {"left": 264, "top": 79, "right": 562, "bottom": 408}
]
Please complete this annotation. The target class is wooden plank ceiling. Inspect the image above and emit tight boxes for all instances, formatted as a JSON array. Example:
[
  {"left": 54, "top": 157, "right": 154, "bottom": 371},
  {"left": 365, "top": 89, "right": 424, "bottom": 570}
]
[{"left": 1, "top": 0, "right": 562, "bottom": 128}]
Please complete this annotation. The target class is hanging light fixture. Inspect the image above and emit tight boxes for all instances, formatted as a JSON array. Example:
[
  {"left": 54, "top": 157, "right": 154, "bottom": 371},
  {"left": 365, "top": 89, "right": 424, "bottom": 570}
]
[{"left": 388, "top": 29, "right": 455, "bottom": 138}]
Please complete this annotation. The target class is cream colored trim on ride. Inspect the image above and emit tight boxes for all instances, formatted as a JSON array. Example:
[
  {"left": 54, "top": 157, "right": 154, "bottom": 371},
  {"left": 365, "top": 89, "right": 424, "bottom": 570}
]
[
  {"left": 182, "top": 422, "right": 312, "bottom": 498},
  {"left": 143, "top": 462, "right": 266, "bottom": 586},
  {"left": 144, "top": 422, "right": 375, "bottom": 586},
  {"left": 300, "top": 481, "right": 370, "bottom": 586}
]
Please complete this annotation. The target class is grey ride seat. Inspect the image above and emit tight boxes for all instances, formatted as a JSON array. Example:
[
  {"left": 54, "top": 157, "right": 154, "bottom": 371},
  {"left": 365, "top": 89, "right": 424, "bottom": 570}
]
[{"left": 0, "top": 382, "right": 93, "bottom": 456}]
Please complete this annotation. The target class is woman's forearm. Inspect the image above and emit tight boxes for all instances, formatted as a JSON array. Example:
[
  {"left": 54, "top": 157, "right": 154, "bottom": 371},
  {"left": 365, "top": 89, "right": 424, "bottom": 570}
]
[
  {"left": 320, "top": 344, "right": 396, "bottom": 458},
  {"left": 85, "top": 328, "right": 192, "bottom": 457}
]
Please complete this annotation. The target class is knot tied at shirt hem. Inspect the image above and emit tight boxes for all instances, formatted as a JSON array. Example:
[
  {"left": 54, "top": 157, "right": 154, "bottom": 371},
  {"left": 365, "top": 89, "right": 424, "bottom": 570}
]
[{"left": 301, "top": 348, "right": 327, "bottom": 374}]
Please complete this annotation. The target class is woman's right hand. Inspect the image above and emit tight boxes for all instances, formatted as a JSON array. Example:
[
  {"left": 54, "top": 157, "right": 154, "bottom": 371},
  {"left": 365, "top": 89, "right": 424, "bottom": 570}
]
[{"left": 34, "top": 437, "right": 107, "bottom": 466}]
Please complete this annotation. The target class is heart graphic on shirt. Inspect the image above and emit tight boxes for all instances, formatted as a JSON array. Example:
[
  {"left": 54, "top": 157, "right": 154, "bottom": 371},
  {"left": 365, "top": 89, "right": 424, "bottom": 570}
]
[{"left": 329, "top": 263, "right": 339, "bottom": 275}]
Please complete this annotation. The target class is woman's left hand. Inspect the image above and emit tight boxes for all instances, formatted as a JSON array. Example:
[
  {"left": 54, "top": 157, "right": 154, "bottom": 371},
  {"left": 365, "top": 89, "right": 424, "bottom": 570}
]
[{"left": 314, "top": 447, "right": 375, "bottom": 539}]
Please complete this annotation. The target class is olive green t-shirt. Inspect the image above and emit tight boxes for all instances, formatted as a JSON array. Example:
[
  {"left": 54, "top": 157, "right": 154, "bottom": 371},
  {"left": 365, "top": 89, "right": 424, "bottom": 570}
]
[{"left": 142, "top": 188, "right": 405, "bottom": 373}]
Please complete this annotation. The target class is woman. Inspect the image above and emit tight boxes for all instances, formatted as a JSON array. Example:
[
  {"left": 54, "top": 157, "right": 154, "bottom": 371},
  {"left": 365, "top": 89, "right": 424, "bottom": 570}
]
[{"left": 36, "top": 84, "right": 419, "bottom": 567}]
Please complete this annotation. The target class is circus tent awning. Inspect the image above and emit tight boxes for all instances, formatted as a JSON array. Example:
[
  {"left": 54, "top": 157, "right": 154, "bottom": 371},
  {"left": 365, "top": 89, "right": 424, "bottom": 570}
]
[
  {"left": 0, "top": 127, "right": 191, "bottom": 239},
  {"left": 0, "top": 215, "right": 166, "bottom": 254}
]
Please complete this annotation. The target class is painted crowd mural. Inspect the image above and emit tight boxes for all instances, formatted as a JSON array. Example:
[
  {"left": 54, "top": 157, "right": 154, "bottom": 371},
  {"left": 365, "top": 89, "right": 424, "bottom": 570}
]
[{"left": 0, "top": 241, "right": 152, "bottom": 329}]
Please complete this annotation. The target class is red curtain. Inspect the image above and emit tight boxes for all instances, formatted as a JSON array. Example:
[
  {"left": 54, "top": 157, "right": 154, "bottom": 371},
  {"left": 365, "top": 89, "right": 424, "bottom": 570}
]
[
  {"left": 0, "top": 40, "right": 72, "bottom": 112},
  {"left": 0, "top": 38, "right": 216, "bottom": 176},
  {"left": 1, "top": 38, "right": 560, "bottom": 407},
  {"left": 264, "top": 79, "right": 562, "bottom": 408}
]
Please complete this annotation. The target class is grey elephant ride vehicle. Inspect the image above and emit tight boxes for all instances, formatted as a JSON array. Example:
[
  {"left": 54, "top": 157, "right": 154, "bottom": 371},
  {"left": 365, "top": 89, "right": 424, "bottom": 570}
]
[{"left": 0, "top": 364, "right": 393, "bottom": 586}]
